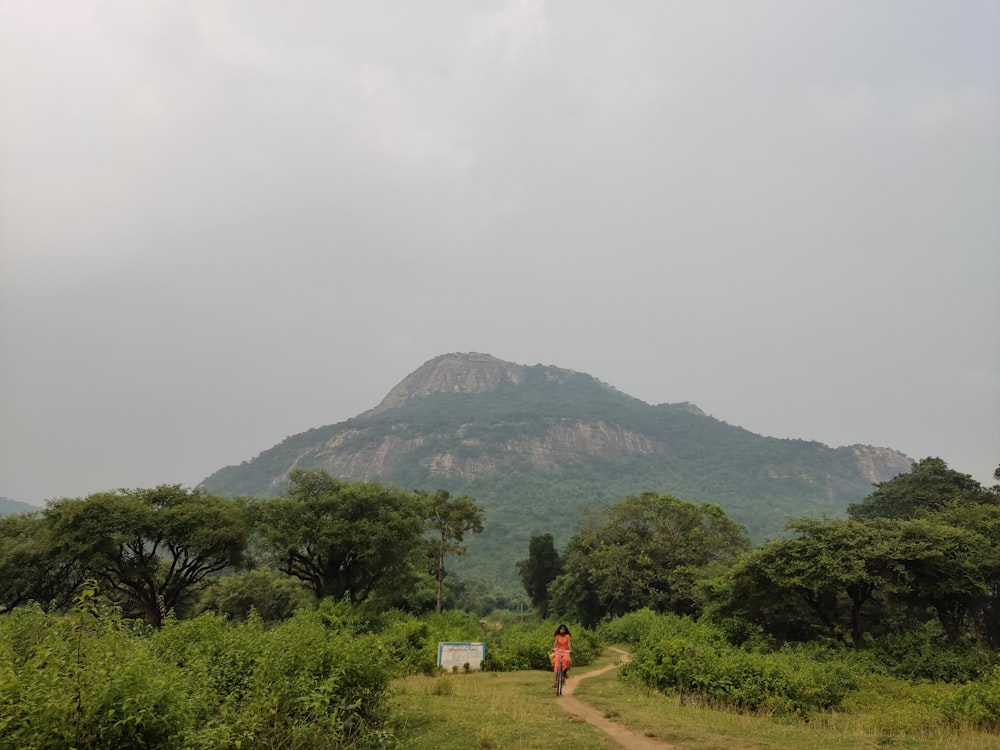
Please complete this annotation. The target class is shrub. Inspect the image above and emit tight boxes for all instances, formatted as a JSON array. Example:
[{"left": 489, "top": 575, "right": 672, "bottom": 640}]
[
  {"left": 865, "top": 621, "right": 990, "bottom": 683},
  {"left": 0, "top": 593, "right": 400, "bottom": 749},
  {"left": 617, "top": 611, "right": 858, "bottom": 716},
  {"left": 946, "top": 665, "right": 1000, "bottom": 730}
]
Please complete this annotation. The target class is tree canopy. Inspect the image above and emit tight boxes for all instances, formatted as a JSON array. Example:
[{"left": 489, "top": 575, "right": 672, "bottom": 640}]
[
  {"left": 517, "top": 533, "right": 563, "bottom": 619},
  {"left": 43, "top": 486, "right": 249, "bottom": 627},
  {"left": 848, "top": 457, "right": 992, "bottom": 521},
  {"left": 421, "top": 489, "right": 484, "bottom": 613},
  {"left": 549, "top": 492, "right": 750, "bottom": 626},
  {"left": 255, "top": 469, "right": 427, "bottom": 605}
]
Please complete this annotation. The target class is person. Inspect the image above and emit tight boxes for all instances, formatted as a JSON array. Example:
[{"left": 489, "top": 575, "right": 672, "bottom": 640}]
[{"left": 552, "top": 623, "right": 572, "bottom": 685}]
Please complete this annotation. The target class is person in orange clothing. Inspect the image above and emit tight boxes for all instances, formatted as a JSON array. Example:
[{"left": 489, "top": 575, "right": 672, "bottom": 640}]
[{"left": 552, "top": 623, "right": 572, "bottom": 685}]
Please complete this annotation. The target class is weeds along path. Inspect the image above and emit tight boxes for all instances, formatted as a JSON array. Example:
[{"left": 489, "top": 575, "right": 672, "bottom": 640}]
[{"left": 557, "top": 648, "right": 678, "bottom": 750}]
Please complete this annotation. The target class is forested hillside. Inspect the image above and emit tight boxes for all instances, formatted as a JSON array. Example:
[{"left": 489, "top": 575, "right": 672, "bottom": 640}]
[{"left": 201, "top": 353, "right": 914, "bottom": 588}]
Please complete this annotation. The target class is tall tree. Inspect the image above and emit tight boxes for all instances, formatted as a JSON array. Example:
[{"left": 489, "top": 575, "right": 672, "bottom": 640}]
[
  {"left": 0, "top": 512, "right": 82, "bottom": 613},
  {"left": 256, "top": 469, "right": 426, "bottom": 605},
  {"left": 550, "top": 493, "right": 749, "bottom": 625},
  {"left": 848, "top": 457, "right": 991, "bottom": 520},
  {"left": 44, "top": 486, "right": 249, "bottom": 627},
  {"left": 421, "top": 489, "right": 484, "bottom": 613},
  {"left": 723, "top": 518, "right": 908, "bottom": 645},
  {"left": 517, "top": 533, "right": 562, "bottom": 619}
]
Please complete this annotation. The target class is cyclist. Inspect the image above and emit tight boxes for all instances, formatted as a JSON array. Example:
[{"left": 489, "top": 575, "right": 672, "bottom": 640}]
[{"left": 552, "top": 623, "right": 572, "bottom": 686}]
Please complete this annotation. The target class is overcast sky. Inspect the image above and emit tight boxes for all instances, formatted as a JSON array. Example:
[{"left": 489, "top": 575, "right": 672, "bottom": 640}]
[{"left": 2, "top": 1, "right": 998, "bottom": 506}]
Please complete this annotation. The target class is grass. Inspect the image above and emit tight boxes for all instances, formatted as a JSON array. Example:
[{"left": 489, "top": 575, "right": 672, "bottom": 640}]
[
  {"left": 388, "top": 667, "right": 620, "bottom": 749},
  {"left": 391, "top": 648, "right": 1000, "bottom": 750}
]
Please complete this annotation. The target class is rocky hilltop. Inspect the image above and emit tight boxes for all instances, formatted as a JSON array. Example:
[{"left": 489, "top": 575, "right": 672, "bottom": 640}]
[{"left": 201, "top": 352, "right": 914, "bottom": 586}]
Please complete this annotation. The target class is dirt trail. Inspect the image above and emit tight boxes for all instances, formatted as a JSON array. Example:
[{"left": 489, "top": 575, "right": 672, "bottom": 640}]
[{"left": 556, "top": 648, "right": 677, "bottom": 750}]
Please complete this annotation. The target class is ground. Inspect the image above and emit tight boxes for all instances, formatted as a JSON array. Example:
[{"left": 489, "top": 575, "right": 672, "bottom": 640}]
[{"left": 556, "top": 648, "right": 678, "bottom": 750}]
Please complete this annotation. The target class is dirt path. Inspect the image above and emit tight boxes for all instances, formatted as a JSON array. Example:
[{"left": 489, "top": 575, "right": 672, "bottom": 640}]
[{"left": 556, "top": 648, "right": 678, "bottom": 750}]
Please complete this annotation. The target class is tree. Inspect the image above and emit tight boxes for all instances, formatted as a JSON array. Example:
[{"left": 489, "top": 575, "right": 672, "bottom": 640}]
[
  {"left": 195, "top": 568, "right": 314, "bottom": 622},
  {"left": 722, "top": 518, "right": 908, "bottom": 645},
  {"left": 44, "top": 486, "right": 249, "bottom": 627},
  {"left": 891, "top": 518, "right": 997, "bottom": 642},
  {"left": 0, "top": 512, "right": 82, "bottom": 613},
  {"left": 420, "top": 490, "right": 484, "bottom": 613},
  {"left": 517, "top": 533, "right": 562, "bottom": 619},
  {"left": 550, "top": 492, "right": 749, "bottom": 625},
  {"left": 256, "top": 469, "right": 426, "bottom": 605},
  {"left": 848, "top": 457, "right": 991, "bottom": 521}
]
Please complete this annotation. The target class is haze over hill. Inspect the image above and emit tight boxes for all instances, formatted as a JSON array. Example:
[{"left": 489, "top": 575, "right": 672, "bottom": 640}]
[
  {"left": 202, "top": 353, "right": 913, "bottom": 587},
  {"left": 0, "top": 497, "right": 41, "bottom": 517}
]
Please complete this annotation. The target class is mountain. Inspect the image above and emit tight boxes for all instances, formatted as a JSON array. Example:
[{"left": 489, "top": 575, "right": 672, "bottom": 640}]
[
  {"left": 201, "top": 352, "right": 913, "bottom": 588},
  {"left": 0, "top": 497, "right": 42, "bottom": 517}
]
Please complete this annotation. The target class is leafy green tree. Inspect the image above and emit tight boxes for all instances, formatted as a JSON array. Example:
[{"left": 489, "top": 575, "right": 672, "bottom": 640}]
[
  {"left": 256, "top": 469, "right": 426, "bottom": 605},
  {"left": 517, "top": 533, "right": 562, "bottom": 619},
  {"left": 44, "top": 486, "right": 249, "bottom": 627},
  {"left": 551, "top": 492, "right": 749, "bottom": 625},
  {"left": 724, "top": 511, "right": 1000, "bottom": 646},
  {"left": 848, "top": 457, "right": 991, "bottom": 521},
  {"left": 722, "top": 518, "right": 911, "bottom": 645},
  {"left": 937, "top": 499, "right": 1000, "bottom": 647},
  {"left": 194, "top": 568, "right": 314, "bottom": 622},
  {"left": 0, "top": 512, "right": 82, "bottom": 613},
  {"left": 891, "top": 518, "right": 997, "bottom": 642},
  {"left": 420, "top": 490, "right": 484, "bottom": 613}
]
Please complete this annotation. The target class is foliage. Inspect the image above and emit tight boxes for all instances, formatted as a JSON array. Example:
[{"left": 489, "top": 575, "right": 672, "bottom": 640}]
[
  {"left": 0, "top": 591, "right": 399, "bottom": 750},
  {"left": 720, "top": 500, "right": 1000, "bottom": 648},
  {"left": 194, "top": 567, "right": 315, "bottom": 622},
  {"left": 379, "top": 609, "right": 485, "bottom": 675},
  {"left": 848, "top": 457, "right": 993, "bottom": 521},
  {"left": 43, "top": 486, "right": 249, "bottom": 626},
  {"left": 611, "top": 611, "right": 858, "bottom": 716},
  {"left": 0, "top": 511, "right": 82, "bottom": 613},
  {"left": 200, "top": 360, "right": 907, "bottom": 589},
  {"left": 420, "top": 489, "right": 484, "bottom": 614},
  {"left": 517, "top": 533, "right": 562, "bottom": 619},
  {"left": 863, "top": 620, "right": 991, "bottom": 683},
  {"left": 947, "top": 665, "right": 1000, "bottom": 730},
  {"left": 255, "top": 469, "right": 427, "bottom": 605},
  {"left": 550, "top": 493, "right": 749, "bottom": 626}
]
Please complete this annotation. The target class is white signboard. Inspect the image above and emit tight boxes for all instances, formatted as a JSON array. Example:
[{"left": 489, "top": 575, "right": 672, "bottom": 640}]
[{"left": 437, "top": 641, "right": 487, "bottom": 672}]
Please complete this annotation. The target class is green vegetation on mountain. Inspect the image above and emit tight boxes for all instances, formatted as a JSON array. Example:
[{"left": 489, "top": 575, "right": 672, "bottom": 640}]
[{"left": 200, "top": 353, "right": 914, "bottom": 589}]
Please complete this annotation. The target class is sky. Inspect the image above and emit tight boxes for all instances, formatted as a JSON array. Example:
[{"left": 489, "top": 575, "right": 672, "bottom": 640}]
[{"left": 1, "top": 0, "right": 998, "bottom": 506}]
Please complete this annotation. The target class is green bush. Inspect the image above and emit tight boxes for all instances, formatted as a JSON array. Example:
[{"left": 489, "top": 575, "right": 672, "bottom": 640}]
[
  {"left": 380, "top": 609, "right": 484, "bottom": 675},
  {"left": 865, "top": 621, "right": 990, "bottom": 683},
  {"left": 616, "top": 611, "right": 858, "bottom": 716},
  {"left": 0, "top": 597, "right": 200, "bottom": 750},
  {"left": 947, "top": 665, "right": 1000, "bottom": 730},
  {"left": 0, "top": 593, "right": 400, "bottom": 749}
]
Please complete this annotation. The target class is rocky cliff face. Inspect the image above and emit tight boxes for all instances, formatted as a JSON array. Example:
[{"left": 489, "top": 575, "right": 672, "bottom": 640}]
[
  {"left": 200, "top": 351, "right": 917, "bottom": 552},
  {"left": 369, "top": 353, "right": 527, "bottom": 414},
  {"left": 307, "top": 418, "right": 659, "bottom": 481},
  {"left": 848, "top": 444, "right": 915, "bottom": 484}
]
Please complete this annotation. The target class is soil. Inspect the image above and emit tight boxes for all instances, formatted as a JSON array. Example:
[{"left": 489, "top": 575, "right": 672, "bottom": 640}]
[{"left": 555, "top": 648, "right": 678, "bottom": 750}]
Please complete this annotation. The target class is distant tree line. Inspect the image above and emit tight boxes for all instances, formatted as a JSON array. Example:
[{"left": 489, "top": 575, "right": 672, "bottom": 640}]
[
  {"left": 0, "top": 468, "right": 483, "bottom": 625},
  {"left": 518, "top": 457, "right": 1000, "bottom": 650},
  {"left": 4, "top": 455, "right": 1000, "bottom": 654}
]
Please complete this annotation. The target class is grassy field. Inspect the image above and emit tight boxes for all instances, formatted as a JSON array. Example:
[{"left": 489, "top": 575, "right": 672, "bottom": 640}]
[{"left": 389, "top": 649, "right": 1000, "bottom": 750}]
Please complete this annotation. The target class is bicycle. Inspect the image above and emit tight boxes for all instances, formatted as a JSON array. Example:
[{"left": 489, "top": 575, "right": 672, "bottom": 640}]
[{"left": 552, "top": 647, "right": 571, "bottom": 696}]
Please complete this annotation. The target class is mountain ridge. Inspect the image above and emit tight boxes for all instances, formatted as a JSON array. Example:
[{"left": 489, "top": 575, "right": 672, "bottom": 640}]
[{"left": 201, "top": 352, "right": 914, "bottom": 586}]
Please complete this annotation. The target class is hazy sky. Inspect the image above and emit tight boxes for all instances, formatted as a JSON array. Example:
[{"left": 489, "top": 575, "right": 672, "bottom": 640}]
[{"left": 2, "top": 1, "right": 998, "bottom": 506}]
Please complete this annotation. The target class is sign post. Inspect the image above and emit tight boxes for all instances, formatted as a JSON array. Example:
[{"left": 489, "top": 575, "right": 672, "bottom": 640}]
[{"left": 437, "top": 641, "right": 487, "bottom": 672}]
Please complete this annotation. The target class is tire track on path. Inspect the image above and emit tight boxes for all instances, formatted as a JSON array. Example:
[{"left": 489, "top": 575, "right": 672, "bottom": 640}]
[{"left": 556, "top": 648, "right": 678, "bottom": 750}]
